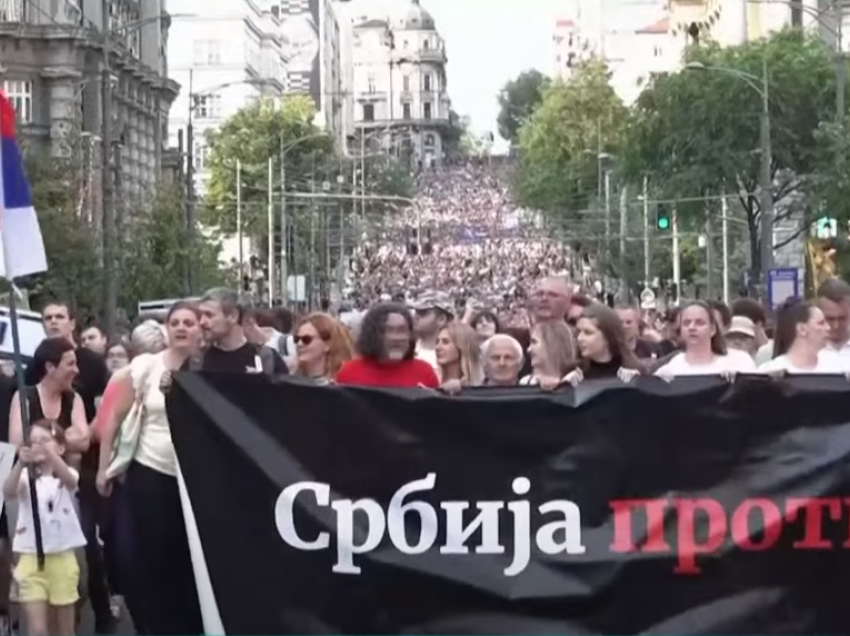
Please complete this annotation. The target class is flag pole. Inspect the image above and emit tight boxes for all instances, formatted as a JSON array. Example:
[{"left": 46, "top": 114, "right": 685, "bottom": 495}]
[{"left": 7, "top": 283, "right": 45, "bottom": 569}]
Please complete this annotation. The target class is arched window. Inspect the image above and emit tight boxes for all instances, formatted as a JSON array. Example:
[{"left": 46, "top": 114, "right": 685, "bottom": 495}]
[{"left": 424, "top": 134, "right": 435, "bottom": 146}]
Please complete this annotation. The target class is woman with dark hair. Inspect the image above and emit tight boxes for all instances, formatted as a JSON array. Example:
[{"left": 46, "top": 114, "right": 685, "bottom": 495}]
[
  {"left": 655, "top": 300, "right": 756, "bottom": 377},
  {"left": 336, "top": 303, "right": 439, "bottom": 388},
  {"left": 470, "top": 310, "right": 501, "bottom": 343},
  {"left": 758, "top": 299, "right": 838, "bottom": 373},
  {"left": 563, "top": 303, "right": 644, "bottom": 385},
  {"left": 9, "top": 337, "right": 89, "bottom": 455}
]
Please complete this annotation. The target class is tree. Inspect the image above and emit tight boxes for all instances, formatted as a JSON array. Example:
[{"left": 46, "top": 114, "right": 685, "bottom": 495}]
[
  {"left": 513, "top": 59, "right": 629, "bottom": 229},
  {"left": 119, "top": 185, "right": 230, "bottom": 309},
  {"left": 623, "top": 29, "right": 838, "bottom": 289},
  {"left": 497, "top": 70, "right": 551, "bottom": 142},
  {"left": 202, "top": 95, "right": 334, "bottom": 236},
  {"left": 23, "top": 151, "right": 103, "bottom": 318}
]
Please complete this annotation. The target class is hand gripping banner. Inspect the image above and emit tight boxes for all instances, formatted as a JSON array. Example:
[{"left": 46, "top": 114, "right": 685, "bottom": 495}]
[{"left": 167, "top": 373, "right": 850, "bottom": 635}]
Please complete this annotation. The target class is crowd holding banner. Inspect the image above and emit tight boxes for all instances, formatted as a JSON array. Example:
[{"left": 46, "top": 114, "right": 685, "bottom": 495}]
[{"left": 6, "top": 82, "right": 850, "bottom": 635}]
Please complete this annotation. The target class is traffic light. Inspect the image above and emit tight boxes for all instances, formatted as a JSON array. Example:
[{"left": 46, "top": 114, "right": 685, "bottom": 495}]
[{"left": 656, "top": 205, "right": 671, "bottom": 231}]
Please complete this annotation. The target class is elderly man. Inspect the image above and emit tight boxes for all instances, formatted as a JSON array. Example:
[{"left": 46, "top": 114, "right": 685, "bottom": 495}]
[{"left": 482, "top": 333, "right": 524, "bottom": 386}]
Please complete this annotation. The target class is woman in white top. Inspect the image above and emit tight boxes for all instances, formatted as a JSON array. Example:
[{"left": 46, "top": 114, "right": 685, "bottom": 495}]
[
  {"left": 520, "top": 321, "right": 576, "bottom": 389},
  {"left": 758, "top": 298, "right": 841, "bottom": 374},
  {"left": 656, "top": 301, "right": 757, "bottom": 378},
  {"left": 96, "top": 301, "right": 204, "bottom": 636}
]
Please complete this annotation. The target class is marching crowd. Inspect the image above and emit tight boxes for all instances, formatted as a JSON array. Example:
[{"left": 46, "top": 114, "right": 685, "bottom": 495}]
[
  {"left": 0, "top": 273, "right": 849, "bottom": 635},
  {"left": 0, "top": 156, "right": 849, "bottom": 636},
  {"left": 350, "top": 163, "right": 569, "bottom": 323}
]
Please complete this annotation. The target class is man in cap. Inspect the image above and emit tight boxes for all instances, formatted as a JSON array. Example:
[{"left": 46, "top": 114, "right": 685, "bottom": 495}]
[
  {"left": 411, "top": 291, "right": 454, "bottom": 374},
  {"left": 725, "top": 315, "right": 758, "bottom": 359}
]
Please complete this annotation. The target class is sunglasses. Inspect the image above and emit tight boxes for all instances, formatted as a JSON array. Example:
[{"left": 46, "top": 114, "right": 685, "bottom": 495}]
[{"left": 295, "top": 335, "right": 322, "bottom": 346}]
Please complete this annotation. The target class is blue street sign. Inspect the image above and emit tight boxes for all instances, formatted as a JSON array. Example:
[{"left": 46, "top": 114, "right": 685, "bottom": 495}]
[{"left": 767, "top": 268, "right": 800, "bottom": 310}]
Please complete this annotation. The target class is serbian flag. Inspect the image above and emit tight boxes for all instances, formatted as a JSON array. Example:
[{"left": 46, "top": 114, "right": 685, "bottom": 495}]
[{"left": 0, "top": 90, "right": 47, "bottom": 279}]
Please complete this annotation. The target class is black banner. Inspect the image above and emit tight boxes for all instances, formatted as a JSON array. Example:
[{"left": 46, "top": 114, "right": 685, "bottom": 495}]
[{"left": 169, "top": 373, "right": 850, "bottom": 635}]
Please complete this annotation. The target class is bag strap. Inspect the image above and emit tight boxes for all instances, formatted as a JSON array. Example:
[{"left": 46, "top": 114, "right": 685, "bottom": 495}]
[
  {"left": 132, "top": 355, "right": 158, "bottom": 406},
  {"left": 258, "top": 346, "right": 275, "bottom": 376}
]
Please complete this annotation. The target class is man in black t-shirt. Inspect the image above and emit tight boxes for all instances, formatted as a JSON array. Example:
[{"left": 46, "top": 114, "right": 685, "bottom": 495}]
[
  {"left": 26, "top": 301, "right": 113, "bottom": 634},
  {"left": 194, "top": 288, "right": 288, "bottom": 374}
]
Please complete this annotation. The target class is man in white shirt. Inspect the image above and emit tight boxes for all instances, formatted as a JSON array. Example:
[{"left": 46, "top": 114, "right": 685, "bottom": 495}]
[{"left": 817, "top": 278, "right": 850, "bottom": 369}]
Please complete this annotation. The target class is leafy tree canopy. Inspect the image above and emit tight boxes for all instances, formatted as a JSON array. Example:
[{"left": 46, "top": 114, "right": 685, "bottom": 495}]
[
  {"left": 201, "top": 94, "right": 334, "bottom": 235},
  {"left": 497, "top": 70, "right": 551, "bottom": 142},
  {"left": 513, "top": 58, "right": 628, "bottom": 225},
  {"left": 622, "top": 29, "right": 838, "bottom": 271}
]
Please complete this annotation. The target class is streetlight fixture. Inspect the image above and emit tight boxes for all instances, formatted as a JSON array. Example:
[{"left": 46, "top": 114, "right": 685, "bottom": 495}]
[{"left": 686, "top": 59, "right": 774, "bottom": 298}]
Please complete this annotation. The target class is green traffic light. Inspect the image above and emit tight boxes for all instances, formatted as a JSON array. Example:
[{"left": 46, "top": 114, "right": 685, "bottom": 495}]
[{"left": 657, "top": 217, "right": 670, "bottom": 230}]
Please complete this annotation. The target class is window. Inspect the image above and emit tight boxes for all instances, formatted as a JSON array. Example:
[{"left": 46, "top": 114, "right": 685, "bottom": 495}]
[
  {"left": 423, "top": 39, "right": 430, "bottom": 50},
  {"left": 790, "top": 0, "right": 802, "bottom": 27},
  {"left": 193, "top": 140, "right": 208, "bottom": 170},
  {"left": 193, "top": 40, "right": 222, "bottom": 66},
  {"left": 423, "top": 74, "right": 432, "bottom": 91},
  {"left": 424, "top": 133, "right": 435, "bottom": 147},
  {"left": 653, "top": 45, "right": 663, "bottom": 57},
  {"left": 367, "top": 73, "right": 377, "bottom": 93},
  {"left": 2, "top": 80, "right": 33, "bottom": 123},
  {"left": 362, "top": 104, "right": 375, "bottom": 121},
  {"left": 402, "top": 103, "right": 411, "bottom": 119},
  {"left": 402, "top": 75, "right": 410, "bottom": 91},
  {"left": 192, "top": 94, "right": 222, "bottom": 119},
  {"left": 423, "top": 102, "right": 432, "bottom": 120}
]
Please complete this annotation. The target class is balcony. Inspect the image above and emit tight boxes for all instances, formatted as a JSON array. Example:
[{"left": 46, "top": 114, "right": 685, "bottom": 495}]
[
  {"left": 357, "top": 90, "right": 388, "bottom": 100},
  {"left": 392, "top": 48, "right": 446, "bottom": 64}
]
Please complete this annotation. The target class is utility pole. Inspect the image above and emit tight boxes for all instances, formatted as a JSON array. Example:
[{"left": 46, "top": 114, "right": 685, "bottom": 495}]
[
  {"left": 185, "top": 69, "right": 195, "bottom": 295},
  {"left": 758, "top": 56, "right": 775, "bottom": 299},
  {"left": 236, "top": 160, "right": 243, "bottom": 287},
  {"left": 835, "top": 0, "right": 846, "bottom": 117},
  {"left": 279, "top": 133, "right": 288, "bottom": 304},
  {"left": 100, "top": 0, "right": 117, "bottom": 338},
  {"left": 722, "top": 196, "right": 730, "bottom": 303},
  {"left": 672, "top": 206, "right": 681, "bottom": 303},
  {"left": 642, "top": 175, "right": 650, "bottom": 287},
  {"left": 705, "top": 198, "right": 714, "bottom": 299},
  {"left": 619, "top": 184, "right": 628, "bottom": 300},
  {"left": 603, "top": 169, "right": 611, "bottom": 256},
  {"left": 267, "top": 157, "right": 274, "bottom": 304}
]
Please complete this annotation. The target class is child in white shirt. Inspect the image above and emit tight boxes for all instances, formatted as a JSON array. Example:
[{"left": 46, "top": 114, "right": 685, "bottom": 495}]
[{"left": 3, "top": 419, "right": 86, "bottom": 636}]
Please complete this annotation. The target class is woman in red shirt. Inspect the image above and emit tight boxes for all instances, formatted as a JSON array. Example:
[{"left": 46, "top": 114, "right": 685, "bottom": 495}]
[{"left": 337, "top": 303, "right": 439, "bottom": 388}]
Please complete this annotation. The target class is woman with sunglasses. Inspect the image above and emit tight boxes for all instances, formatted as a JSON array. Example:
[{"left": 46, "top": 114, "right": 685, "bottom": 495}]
[{"left": 293, "top": 312, "right": 356, "bottom": 384}]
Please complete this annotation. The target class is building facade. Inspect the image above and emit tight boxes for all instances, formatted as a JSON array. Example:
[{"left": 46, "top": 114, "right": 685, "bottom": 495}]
[
  {"left": 277, "top": 0, "right": 344, "bottom": 146},
  {"left": 344, "top": 0, "right": 451, "bottom": 168},
  {"left": 0, "top": 0, "right": 178, "bottom": 212},
  {"left": 552, "top": 18, "right": 587, "bottom": 80},
  {"left": 167, "top": 0, "right": 286, "bottom": 195}
]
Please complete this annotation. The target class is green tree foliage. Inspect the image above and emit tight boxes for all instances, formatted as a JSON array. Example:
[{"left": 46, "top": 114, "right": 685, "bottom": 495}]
[
  {"left": 119, "top": 185, "right": 230, "bottom": 309},
  {"left": 24, "top": 151, "right": 103, "bottom": 316},
  {"left": 514, "top": 59, "right": 628, "bottom": 227},
  {"left": 497, "top": 70, "right": 551, "bottom": 142},
  {"left": 202, "top": 94, "right": 334, "bottom": 235},
  {"left": 623, "top": 29, "right": 838, "bottom": 282}
]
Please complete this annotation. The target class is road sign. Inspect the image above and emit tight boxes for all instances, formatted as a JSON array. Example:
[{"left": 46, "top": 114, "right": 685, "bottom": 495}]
[
  {"left": 640, "top": 288, "right": 656, "bottom": 309},
  {"left": 767, "top": 268, "right": 799, "bottom": 310}
]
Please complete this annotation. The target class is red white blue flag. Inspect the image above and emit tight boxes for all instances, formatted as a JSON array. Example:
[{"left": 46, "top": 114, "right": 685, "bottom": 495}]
[{"left": 0, "top": 90, "right": 46, "bottom": 279}]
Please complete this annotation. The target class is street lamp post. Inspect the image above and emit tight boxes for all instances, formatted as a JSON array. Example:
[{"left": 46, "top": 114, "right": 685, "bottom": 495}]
[
  {"left": 747, "top": 0, "right": 844, "bottom": 117},
  {"left": 686, "top": 61, "right": 774, "bottom": 298},
  {"left": 184, "top": 76, "right": 274, "bottom": 294},
  {"left": 279, "top": 131, "right": 331, "bottom": 304}
]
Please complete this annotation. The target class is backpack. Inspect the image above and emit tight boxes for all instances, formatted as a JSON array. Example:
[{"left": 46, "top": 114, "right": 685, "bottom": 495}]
[{"left": 187, "top": 344, "right": 277, "bottom": 376}]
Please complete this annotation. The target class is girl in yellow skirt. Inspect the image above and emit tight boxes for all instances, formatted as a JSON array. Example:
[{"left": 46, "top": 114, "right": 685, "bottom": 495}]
[{"left": 3, "top": 420, "right": 86, "bottom": 636}]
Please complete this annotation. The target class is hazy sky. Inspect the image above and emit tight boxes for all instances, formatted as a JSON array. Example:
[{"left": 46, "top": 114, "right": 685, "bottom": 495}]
[{"left": 344, "top": 0, "right": 665, "bottom": 147}]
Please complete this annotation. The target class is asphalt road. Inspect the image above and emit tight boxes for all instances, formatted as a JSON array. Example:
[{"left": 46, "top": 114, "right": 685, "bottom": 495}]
[{"left": 78, "top": 599, "right": 135, "bottom": 635}]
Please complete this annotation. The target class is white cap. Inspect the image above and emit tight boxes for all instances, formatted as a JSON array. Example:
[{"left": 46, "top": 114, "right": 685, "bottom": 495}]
[{"left": 728, "top": 316, "right": 756, "bottom": 338}]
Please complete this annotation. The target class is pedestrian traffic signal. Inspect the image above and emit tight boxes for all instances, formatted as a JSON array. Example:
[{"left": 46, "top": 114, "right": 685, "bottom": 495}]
[{"left": 656, "top": 205, "right": 671, "bottom": 231}]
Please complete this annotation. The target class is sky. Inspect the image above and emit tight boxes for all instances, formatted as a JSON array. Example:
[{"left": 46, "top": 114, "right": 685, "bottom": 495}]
[{"left": 343, "top": 0, "right": 665, "bottom": 150}]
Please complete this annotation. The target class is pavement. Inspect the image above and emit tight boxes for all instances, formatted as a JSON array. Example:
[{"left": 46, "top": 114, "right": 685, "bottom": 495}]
[{"left": 78, "top": 599, "right": 135, "bottom": 635}]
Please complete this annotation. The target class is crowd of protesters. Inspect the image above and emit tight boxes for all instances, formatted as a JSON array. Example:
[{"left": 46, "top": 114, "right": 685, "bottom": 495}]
[
  {"left": 0, "top": 273, "right": 848, "bottom": 634},
  {"left": 350, "top": 163, "right": 570, "bottom": 323}
]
